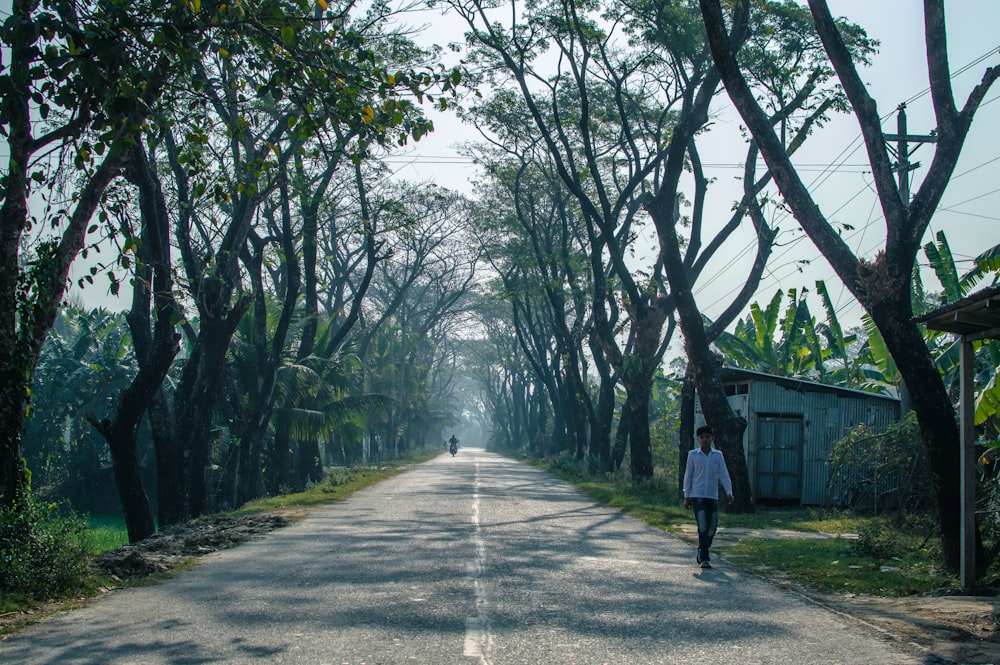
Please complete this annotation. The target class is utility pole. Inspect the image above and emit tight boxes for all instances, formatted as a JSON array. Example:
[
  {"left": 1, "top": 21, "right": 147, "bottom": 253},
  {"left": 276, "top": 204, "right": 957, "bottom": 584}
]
[
  {"left": 883, "top": 103, "right": 938, "bottom": 415},
  {"left": 884, "top": 103, "right": 937, "bottom": 205},
  {"left": 886, "top": 104, "right": 975, "bottom": 589}
]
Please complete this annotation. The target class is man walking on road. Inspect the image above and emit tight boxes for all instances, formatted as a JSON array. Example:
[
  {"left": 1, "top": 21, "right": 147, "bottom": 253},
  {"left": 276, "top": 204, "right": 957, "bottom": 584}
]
[{"left": 683, "top": 425, "right": 734, "bottom": 569}]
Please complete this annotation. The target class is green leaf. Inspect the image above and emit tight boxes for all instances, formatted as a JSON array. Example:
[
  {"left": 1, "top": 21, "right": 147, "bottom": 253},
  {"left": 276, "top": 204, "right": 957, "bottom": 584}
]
[
  {"left": 281, "top": 27, "right": 295, "bottom": 48},
  {"left": 973, "top": 242, "right": 1000, "bottom": 278}
]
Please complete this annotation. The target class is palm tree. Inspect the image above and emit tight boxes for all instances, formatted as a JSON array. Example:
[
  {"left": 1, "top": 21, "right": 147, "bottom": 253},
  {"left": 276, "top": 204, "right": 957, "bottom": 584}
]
[{"left": 26, "top": 307, "right": 141, "bottom": 513}]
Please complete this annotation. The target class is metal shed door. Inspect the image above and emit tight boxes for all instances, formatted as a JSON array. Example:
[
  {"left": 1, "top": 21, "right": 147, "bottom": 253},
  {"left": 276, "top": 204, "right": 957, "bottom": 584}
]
[{"left": 756, "top": 416, "right": 803, "bottom": 500}]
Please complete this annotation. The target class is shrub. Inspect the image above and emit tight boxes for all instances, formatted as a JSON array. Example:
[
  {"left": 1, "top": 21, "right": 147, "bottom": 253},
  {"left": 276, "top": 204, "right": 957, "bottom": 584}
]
[
  {"left": 0, "top": 496, "right": 93, "bottom": 600},
  {"left": 853, "top": 519, "right": 903, "bottom": 559},
  {"left": 981, "top": 448, "right": 1000, "bottom": 578},
  {"left": 548, "top": 450, "right": 588, "bottom": 477},
  {"left": 827, "top": 412, "right": 935, "bottom": 514}
]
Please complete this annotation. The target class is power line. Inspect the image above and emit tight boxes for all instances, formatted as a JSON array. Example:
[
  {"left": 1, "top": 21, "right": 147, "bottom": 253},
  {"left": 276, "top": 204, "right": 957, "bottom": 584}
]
[
  {"left": 951, "top": 153, "right": 1000, "bottom": 180},
  {"left": 901, "top": 43, "right": 1000, "bottom": 107},
  {"left": 721, "top": 44, "right": 1000, "bottom": 320},
  {"left": 387, "top": 154, "right": 877, "bottom": 173}
]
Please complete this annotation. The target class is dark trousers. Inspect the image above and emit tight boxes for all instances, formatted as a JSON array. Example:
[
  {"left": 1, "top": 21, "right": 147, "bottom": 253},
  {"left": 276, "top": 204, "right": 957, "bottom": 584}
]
[{"left": 691, "top": 497, "right": 719, "bottom": 561}]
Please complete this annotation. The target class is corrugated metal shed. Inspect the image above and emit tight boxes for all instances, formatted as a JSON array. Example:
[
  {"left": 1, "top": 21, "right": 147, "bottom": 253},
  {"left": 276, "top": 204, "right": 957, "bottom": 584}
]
[{"left": 695, "top": 368, "right": 901, "bottom": 505}]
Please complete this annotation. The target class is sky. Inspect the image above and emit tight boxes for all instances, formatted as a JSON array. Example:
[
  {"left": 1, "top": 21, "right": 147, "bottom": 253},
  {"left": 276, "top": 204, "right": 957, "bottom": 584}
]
[
  {"left": 2, "top": 0, "right": 997, "bottom": 340},
  {"left": 387, "top": 0, "right": 1000, "bottom": 339}
]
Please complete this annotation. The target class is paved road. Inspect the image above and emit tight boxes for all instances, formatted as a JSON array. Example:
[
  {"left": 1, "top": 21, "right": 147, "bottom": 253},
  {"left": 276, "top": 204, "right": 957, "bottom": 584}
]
[{"left": 1, "top": 449, "right": 927, "bottom": 664}]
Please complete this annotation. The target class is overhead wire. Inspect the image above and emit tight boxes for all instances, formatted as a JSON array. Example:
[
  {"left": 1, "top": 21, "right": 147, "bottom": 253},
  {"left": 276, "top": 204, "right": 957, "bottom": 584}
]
[{"left": 697, "top": 42, "right": 1000, "bottom": 323}]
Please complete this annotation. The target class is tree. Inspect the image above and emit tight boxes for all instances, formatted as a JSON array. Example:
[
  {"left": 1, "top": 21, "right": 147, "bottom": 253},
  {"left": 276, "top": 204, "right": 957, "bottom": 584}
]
[
  {"left": 454, "top": 0, "right": 861, "bottom": 496},
  {"left": 359, "top": 184, "right": 480, "bottom": 458},
  {"left": 2, "top": 0, "right": 467, "bottom": 525},
  {"left": 631, "top": 0, "right": 867, "bottom": 510},
  {"left": 0, "top": 0, "right": 213, "bottom": 508},
  {"left": 86, "top": 142, "right": 182, "bottom": 541},
  {"left": 131, "top": 1, "right": 458, "bottom": 522},
  {"left": 699, "top": 0, "right": 1000, "bottom": 570},
  {"left": 468, "top": 293, "right": 546, "bottom": 454},
  {"left": 451, "top": 0, "right": 686, "bottom": 478},
  {"left": 472, "top": 159, "right": 610, "bottom": 463}
]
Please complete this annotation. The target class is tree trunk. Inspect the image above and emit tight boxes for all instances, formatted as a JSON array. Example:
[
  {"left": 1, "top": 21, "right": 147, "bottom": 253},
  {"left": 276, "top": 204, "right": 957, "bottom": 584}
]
[
  {"left": 620, "top": 301, "right": 672, "bottom": 482},
  {"left": 94, "top": 417, "right": 156, "bottom": 542},
  {"left": 611, "top": 399, "right": 630, "bottom": 472},
  {"left": 174, "top": 310, "right": 247, "bottom": 517},
  {"left": 593, "top": 373, "right": 615, "bottom": 470},
  {"left": 268, "top": 415, "right": 293, "bottom": 494},
  {"left": 231, "top": 184, "right": 301, "bottom": 506},
  {"left": 533, "top": 391, "right": 549, "bottom": 457},
  {"left": 0, "top": 378, "right": 29, "bottom": 507},
  {"left": 868, "top": 291, "right": 979, "bottom": 572},
  {"left": 0, "top": 0, "right": 34, "bottom": 507},
  {"left": 95, "top": 141, "right": 183, "bottom": 536},
  {"left": 298, "top": 439, "right": 323, "bottom": 488},
  {"left": 549, "top": 377, "right": 568, "bottom": 456},
  {"left": 589, "top": 326, "right": 616, "bottom": 469},
  {"left": 150, "top": 390, "right": 185, "bottom": 526},
  {"left": 677, "top": 367, "right": 697, "bottom": 501},
  {"left": 627, "top": 388, "right": 654, "bottom": 480},
  {"left": 512, "top": 377, "right": 526, "bottom": 451}
]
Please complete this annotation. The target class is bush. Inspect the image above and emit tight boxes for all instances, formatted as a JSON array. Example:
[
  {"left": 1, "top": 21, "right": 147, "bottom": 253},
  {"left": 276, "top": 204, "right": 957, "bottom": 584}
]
[
  {"left": 827, "top": 412, "right": 935, "bottom": 514},
  {"left": 853, "top": 519, "right": 903, "bottom": 559},
  {"left": 981, "top": 472, "right": 1000, "bottom": 578},
  {"left": 547, "top": 450, "right": 589, "bottom": 477},
  {"left": 0, "top": 496, "right": 93, "bottom": 600}
]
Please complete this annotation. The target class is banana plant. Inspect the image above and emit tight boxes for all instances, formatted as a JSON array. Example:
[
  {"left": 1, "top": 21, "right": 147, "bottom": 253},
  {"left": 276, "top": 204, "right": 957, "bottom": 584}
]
[
  {"left": 713, "top": 287, "right": 821, "bottom": 379},
  {"left": 716, "top": 233, "right": 1000, "bottom": 412},
  {"left": 814, "top": 280, "right": 857, "bottom": 386},
  {"left": 858, "top": 314, "right": 900, "bottom": 393},
  {"left": 714, "top": 280, "right": 900, "bottom": 394},
  {"left": 921, "top": 232, "right": 1000, "bottom": 426}
]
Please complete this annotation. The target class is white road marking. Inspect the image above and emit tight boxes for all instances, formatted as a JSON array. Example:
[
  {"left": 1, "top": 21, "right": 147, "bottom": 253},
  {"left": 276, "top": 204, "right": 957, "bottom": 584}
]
[{"left": 463, "top": 461, "right": 493, "bottom": 664}]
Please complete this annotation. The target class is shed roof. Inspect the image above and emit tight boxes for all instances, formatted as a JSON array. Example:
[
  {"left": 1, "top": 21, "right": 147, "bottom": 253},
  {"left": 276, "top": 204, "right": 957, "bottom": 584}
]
[
  {"left": 914, "top": 284, "right": 1000, "bottom": 341},
  {"left": 719, "top": 367, "right": 899, "bottom": 403}
]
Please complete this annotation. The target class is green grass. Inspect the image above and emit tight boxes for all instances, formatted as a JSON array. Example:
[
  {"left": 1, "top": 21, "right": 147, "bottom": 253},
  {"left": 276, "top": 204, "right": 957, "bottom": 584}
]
[
  {"left": 236, "top": 464, "right": 416, "bottom": 515},
  {"left": 726, "top": 537, "right": 950, "bottom": 596},
  {"left": 86, "top": 515, "right": 130, "bottom": 554}
]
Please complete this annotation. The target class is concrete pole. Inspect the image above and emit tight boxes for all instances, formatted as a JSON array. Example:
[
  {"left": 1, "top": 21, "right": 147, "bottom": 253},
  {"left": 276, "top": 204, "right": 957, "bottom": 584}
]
[
  {"left": 960, "top": 338, "right": 976, "bottom": 590},
  {"left": 896, "top": 104, "right": 910, "bottom": 204}
]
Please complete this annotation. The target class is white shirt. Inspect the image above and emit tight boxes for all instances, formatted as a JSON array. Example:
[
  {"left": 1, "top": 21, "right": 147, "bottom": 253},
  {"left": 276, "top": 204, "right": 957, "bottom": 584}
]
[{"left": 683, "top": 447, "right": 733, "bottom": 499}]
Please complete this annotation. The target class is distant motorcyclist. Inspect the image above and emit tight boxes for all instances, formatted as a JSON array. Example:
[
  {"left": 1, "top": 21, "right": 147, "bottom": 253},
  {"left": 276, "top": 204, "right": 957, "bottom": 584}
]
[{"left": 448, "top": 435, "right": 459, "bottom": 456}]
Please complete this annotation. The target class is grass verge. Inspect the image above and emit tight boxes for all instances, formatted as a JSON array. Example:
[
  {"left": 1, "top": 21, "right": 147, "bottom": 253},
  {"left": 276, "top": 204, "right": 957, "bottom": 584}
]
[
  {"left": 533, "top": 456, "right": 966, "bottom": 598},
  {"left": 726, "top": 537, "right": 950, "bottom": 596},
  {"left": 235, "top": 463, "right": 419, "bottom": 517},
  {"left": 86, "top": 515, "right": 130, "bottom": 555}
]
